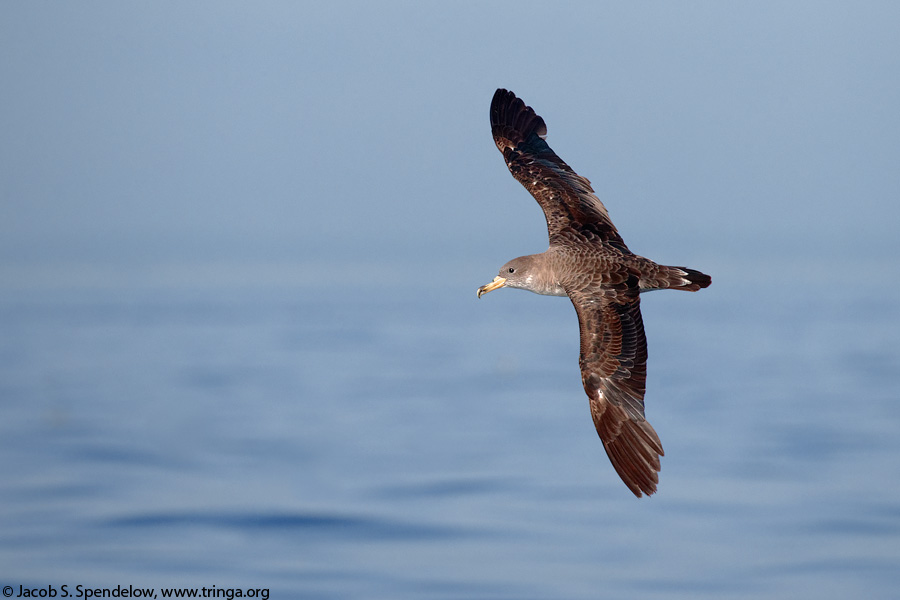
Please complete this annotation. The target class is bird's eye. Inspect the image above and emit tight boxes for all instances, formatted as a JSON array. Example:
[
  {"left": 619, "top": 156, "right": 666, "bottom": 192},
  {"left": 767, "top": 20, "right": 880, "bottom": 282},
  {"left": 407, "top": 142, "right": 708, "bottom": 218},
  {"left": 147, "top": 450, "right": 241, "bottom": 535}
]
[{"left": 508, "top": 267, "right": 515, "bottom": 274}]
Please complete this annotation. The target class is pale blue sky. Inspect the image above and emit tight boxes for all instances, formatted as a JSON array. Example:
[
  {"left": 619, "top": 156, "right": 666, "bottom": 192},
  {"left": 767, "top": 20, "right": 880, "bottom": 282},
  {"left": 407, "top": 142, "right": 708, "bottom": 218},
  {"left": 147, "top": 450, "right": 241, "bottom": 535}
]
[{"left": 2, "top": 2, "right": 898, "bottom": 286}]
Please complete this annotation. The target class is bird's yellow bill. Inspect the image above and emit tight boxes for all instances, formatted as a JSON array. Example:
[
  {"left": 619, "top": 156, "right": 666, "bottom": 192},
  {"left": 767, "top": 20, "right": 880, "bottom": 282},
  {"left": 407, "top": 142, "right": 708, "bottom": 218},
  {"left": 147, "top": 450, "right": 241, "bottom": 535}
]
[{"left": 476, "top": 276, "right": 507, "bottom": 298}]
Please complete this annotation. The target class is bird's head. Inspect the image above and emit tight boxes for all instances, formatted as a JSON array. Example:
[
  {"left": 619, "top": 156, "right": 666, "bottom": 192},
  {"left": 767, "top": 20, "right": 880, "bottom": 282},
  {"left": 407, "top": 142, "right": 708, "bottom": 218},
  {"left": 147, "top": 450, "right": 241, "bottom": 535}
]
[{"left": 476, "top": 256, "right": 535, "bottom": 298}]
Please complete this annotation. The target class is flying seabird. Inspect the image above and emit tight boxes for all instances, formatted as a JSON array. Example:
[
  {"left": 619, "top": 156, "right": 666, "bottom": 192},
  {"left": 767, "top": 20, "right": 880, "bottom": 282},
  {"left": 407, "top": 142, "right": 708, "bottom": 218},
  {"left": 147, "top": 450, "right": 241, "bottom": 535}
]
[{"left": 477, "top": 89, "right": 711, "bottom": 497}]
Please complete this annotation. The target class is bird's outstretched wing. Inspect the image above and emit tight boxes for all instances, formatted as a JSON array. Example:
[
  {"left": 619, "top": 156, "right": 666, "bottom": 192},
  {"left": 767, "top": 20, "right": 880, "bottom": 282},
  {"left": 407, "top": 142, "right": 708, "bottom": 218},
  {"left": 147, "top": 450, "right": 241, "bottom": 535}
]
[
  {"left": 568, "top": 281, "right": 664, "bottom": 497},
  {"left": 490, "top": 88, "right": 628, "bottom": 251}
]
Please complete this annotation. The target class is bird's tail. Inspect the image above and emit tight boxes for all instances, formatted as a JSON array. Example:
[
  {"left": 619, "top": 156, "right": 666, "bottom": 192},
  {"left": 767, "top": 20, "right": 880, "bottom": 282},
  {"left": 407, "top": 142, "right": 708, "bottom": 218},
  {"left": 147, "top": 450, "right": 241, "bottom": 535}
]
[{"left": 641, "top": 265, "right": 711, "bottom": 292}]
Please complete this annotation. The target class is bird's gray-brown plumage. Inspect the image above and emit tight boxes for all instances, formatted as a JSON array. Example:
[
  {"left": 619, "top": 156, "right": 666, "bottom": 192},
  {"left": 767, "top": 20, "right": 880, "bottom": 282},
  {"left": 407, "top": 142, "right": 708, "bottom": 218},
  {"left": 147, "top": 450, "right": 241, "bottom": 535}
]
[{"left": 478, "top": 89, "right": 711, "bottom": 497}]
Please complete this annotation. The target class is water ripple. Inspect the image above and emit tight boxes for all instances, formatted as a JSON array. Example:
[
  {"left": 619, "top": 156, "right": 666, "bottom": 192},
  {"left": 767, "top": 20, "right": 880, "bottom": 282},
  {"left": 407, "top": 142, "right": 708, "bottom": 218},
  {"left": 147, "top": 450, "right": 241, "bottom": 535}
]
[{"left": 103, "top": 510, "right": 473, "bottom": 542}]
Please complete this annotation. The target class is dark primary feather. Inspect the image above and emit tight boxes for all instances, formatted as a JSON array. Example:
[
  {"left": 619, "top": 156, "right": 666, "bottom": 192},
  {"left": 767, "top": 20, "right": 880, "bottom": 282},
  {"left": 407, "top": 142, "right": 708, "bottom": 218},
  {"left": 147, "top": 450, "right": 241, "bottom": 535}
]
[{"left": 490, "top": 88, "right": 628, "bottom": 251}]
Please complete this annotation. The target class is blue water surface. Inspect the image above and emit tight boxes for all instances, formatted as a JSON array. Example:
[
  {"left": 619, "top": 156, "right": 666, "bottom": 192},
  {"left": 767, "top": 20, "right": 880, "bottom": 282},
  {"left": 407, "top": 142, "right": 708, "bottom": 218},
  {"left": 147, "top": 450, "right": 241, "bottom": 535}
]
[{"left": 1, "top": 255, "right": 898, "bottom": 599}]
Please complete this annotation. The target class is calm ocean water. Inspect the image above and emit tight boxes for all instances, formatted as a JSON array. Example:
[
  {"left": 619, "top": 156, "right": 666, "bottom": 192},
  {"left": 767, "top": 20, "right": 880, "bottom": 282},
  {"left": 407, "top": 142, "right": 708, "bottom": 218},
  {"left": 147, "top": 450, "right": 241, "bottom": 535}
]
[{"left": 1, "top": 256, "right": 898, "bottom": 599}]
